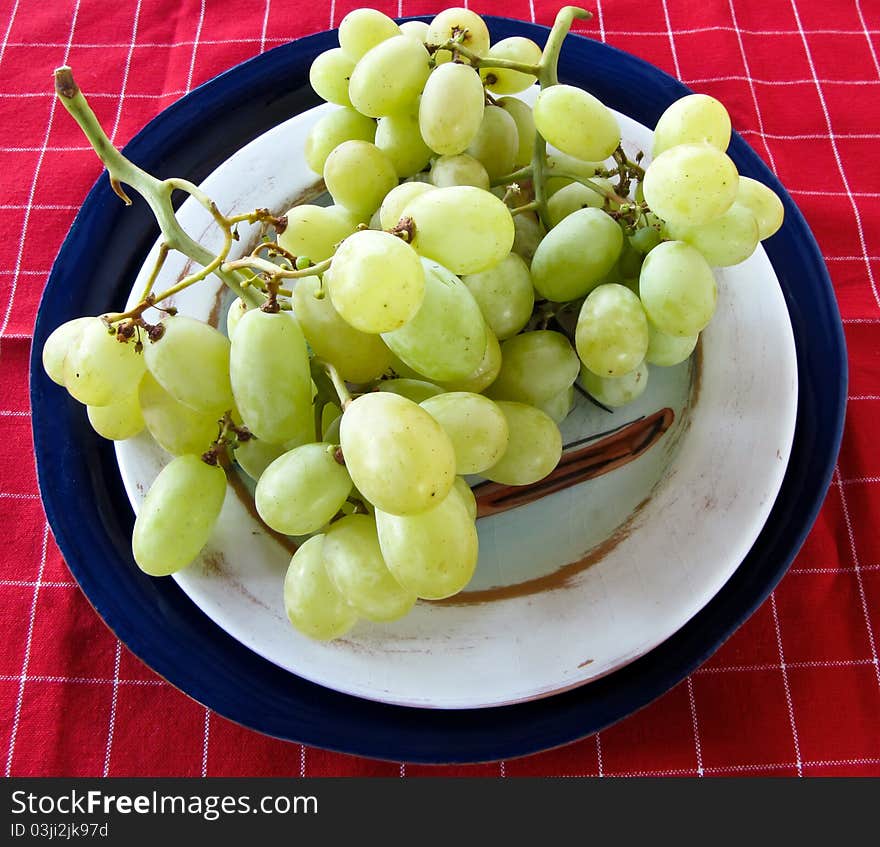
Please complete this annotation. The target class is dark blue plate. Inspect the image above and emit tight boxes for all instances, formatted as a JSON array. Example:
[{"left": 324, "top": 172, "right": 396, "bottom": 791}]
[{"left": 31, "top": 18, "right": 846, "bottom": 763}]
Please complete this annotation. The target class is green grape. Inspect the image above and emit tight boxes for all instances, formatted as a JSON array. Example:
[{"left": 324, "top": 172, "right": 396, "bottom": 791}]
[
  {"left": 338, "top": 8, "right": 401, "bottom": 61},
  {"left": 381, "top": 258, "right": 487, "bottom": 381},
  {"left": 143, "top": 318, "right": 233, "bottom": 416},
  {"left": 377, "top": 378, "right": 445, "bottom": 403},
  {"left": 420, "top": 391, "right": 509, "bottom": 475},
  {"left": 399, "top": 20, "right": 429, "bottom": 42},
  {"left": 545, "top": 150, "right": 601, "bottom": 197},
  {"left": 484, "top": 401, "right": 562, "bottom": 486},
  {"left": 321, "top": 403, "right": 342, "bottom": 436},
  {"left": 132, "top": 454, "right": 226, "bottom": 576},
  {"left": 629, "top": 225, "right": 664, "bottom": 255},
  {"left": 653, "top": 93, "right": 732, "bottom": 157},
  {"left": 639, "top": 241, "right": 718, "bottom": 336},
  {"left": 645, "top": 322, "right": 699, "bottom": 366},
  {"left": 234, "top": 437, "right": 287, "bottom": 482},
  {"left": 511, "top": 211, "right": 545, "bottom": 264},
  {"left": 379, "top": 181, "right": 436, "bottom": 229},
  {"left": 546, "top": 179, "right": 613, "bottom": 226},
  {"left": 419, "top": 62, "right": 485, "bottom": 155},
  {"left": 498, "top": 96, "right": 536, "bottom": 169},
  {"left": 439, "top": 327, "right": 501, "bottom": 393},
  {"left": 533, "top": 85, "right": 621, "bottom": 163},
  {"left": 531, "top": 207, "right": 623, "bottom": 301},
  {"left": 430, "top": 154, "right": 490, "bottom": 189},
  {"left": 480, "top": 37, "right": 541, "bottom": 94},
  {"left": 284, "top": 535, "right": 358, "bottom": 641},
  {"left": 465, "top": 106, "right": 519, "bottom": 181},
  {"left": 277, "top": 204, "right": 359, "bottom": 263},
  {"left": 580, "top": 360, "right": 650, "bottom": 407},
  {"left": 138, "top": 371, "right": 220, "bottom": 456},
  {"left": 402, "top": 185, "right": 514, "bottom": 275},
  {"left": 665, "top": 202, "right": 759, "bottom": 267},
  {"left": 309, "top": 48, "right": 356, "bottom": 108},
  {"left": 375, "top": 103, "right": 433, "bottom": 177},
  {"left": 576, "top": 284, "right": 650, "bottom": 377},
  {"left": 327, "top": 230, "right": 426, "bottom": 334},
  {"left": 349, "top": 35, "right": 430, "bottom": 118},
  {"left": 736, "top": 176, "right": 784, "bottom": 239},
  {"left": 376, "top": 485, "right": 478, "bottom": 600},
  {"left": 339, "top": 391, "right": 456, "bottom": 515},
  {"left": 225, "top": 297, "right": 249, "bottom": 340},
  {"left": 426, "top": 8, "right": 490, "bottom": 62},
  {"left": 303, "top": 108, "right": 376, "bottom": 175},
  {"left": 255, "top": 443, "right": 353, "bottom": 536},
  {"left": 385, "top": 349, "right": 422, "bottom": 379},
  {"left": 63, "top": 317, "right": 146, "bottom": 407},
  {"left": 42, "top": 316, "right": 92, "bottom": 386},
  {"left": 537, "top": 385, "right": 574, "bottom": 423},
  {"left": 454, "top": 476, "right": 477, "bottom": 520},
  {"left": 487, "top": 330, "right": 581, "bottom": 405},
  {"left": 229, "top": 309, "right": 312, "bottom": 444},
  {"left": 293, "top": 276, "right": 392, "bottom": 383},
  {"left": 87, "top": 390, "right": 144, "bottom": 440},
  {"left": 643, "top": 142, "right": 739, "bottom": 227},
  {"left": 322, "top": 514, "right": 416, "bottom": 621},
  {"left": 461, "top": 252, "right": 534, "bottom": 340},
  {"left": 323, "top": 140, "right": 398, "bottom": 220}
]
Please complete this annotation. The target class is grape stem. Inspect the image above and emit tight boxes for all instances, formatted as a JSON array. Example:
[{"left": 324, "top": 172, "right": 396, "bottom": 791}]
[{"left": 311, "top": 358, "right": 352, "bottom": 410}]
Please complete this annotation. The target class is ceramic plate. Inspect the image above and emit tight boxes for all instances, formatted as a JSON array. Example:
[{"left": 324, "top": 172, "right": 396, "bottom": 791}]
[{"left": 31, "top": 18, "right": 846, "bottom": 758}]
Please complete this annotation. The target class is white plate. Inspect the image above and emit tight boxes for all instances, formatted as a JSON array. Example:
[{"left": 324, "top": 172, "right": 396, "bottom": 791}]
[{"left": 115, "top": 97, "right": 798, "bottom": 709}]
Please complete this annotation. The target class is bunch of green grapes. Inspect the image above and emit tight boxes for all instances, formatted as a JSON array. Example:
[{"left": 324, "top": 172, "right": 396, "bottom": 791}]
[{"left": 44, "top": 5, "right": 785, "bottom": 643}]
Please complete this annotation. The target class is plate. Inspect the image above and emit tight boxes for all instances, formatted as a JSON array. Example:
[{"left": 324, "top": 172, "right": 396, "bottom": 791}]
[{"left": 31, "top": 17, "right": 846, "bottom": 758}]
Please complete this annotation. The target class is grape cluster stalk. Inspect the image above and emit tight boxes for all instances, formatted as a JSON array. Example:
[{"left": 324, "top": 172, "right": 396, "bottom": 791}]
[{"left": 42, "top": 6, "right": 785, "bottom": 641}]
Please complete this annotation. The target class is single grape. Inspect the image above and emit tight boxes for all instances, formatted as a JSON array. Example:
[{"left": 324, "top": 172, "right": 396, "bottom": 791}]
[
  {"left": 480, "top": 37, "right": 542, "bottom": 94},
  {"left": 454, "top": 476, "right": 477, "bottom": 520},
  {"left": 255, "top": 443, "right": 353, "bottom": 536},
  {"left": 399, "top": 20, "right": 429, "bottom": 42},
  {"left": 537, "top": 385, "right": 575, "bottom": 423},
  {"left": 283, "top": 535, "right": 358, "bottom": 641},
  {"left": 642, "top": 142, "right": 739, "bottom": 227},
  {"left": 576, "top": 284, "right": 650, "bottom": 377},
  {"left": 545, "top": 150, "right": 602, "bottom": 196},
  {"left": 323, "top": 140, "right": 398, "bottom": 220},
  {"left": 461, "top": 252, "right": 534, "bottom": 340},
  {"left": 402, "top": 185, "right": 514, "bottom": 275},
  {"left": 645, "top": 322, "right": 699, "bottom": 366},
  {"left": 349, "top": 35, "right": 431, "bottom": 118},
  {"left": 379, "top": 181, "right": 436, "bottom": 229},
  {"left": 377, "top": 378, "right": 445, "bottom": 404},
  {"left": 465, "top": 105, "right": 519, "bottom": 181},
  {"left": 439, "top": 327, "right": 502, "bottom": 394},
  {"left": 421, "top": 388, "right": 510, "bottom": 474},
  {"left": 580, "top": 360, "right": 650, "bottom": 407},
  {"left": 531, "top": 207, "right": 623, "bottom": 301},
  {"left": 497, "top": 96, "right": 536, "bottom": 169},
  {"left": 42, "top": 316, "right": 92, "bottom": 386},
  {"left": 338, "top": 8, "right": 401, "bottom": 61},
  {"left": 653, "top": 93, "right": 732, "bottom": 157},
  {"left": 484, "top": 401, "right": 562, "bottom": 486},
  {"left": 487, "top": 330, "right": 581, "bottom": 406},
  {"left": 327, "top": 229, "right": 426, "bottom": 334},
  {"left": 87, "top": 389, "right": 144, "bottom": 440},
  {"left": 430, "top": 154, "right": 490, "bottom": 190},
  {"left": 375, "top": 103, "right": 434, "bottom": 177},
  {"left": 63, "top": 317, "right": 147, "bottom": 407},
  {"left": 546, "top": 178, "right": 613, "bottom": 227},
  {"left": 322, "top": 514, "right": 416, "bottom": 621},
  {"left": 665, "top": 202, "right": 759, "bottom": 267},
  {"left": 629, "top": 225, "right": 664, "bottom": 255},
  {"left": 132, "top": 454, "right": 226, "bottom": 576},
  {"left": 234, "top": 437, "right": 287, "bottom": 482},
  {"left": 419, "top": 62, "right": 485, "bottom": 156},
  {"left": 309, "top": 48, "right": 356, "bottom": 108},
  {"left": 736, "top": 176, "right": 785, "bottom": 239},
  {"left": 229, "top": 309, "right": 312, "bottom": 444},
  {"left": 339, "top": 391, "right": 456, "bottom": 516},
  {"left": 277, "top": 204, "right": 359, "bottom": 263},
  {"left": 376, "top": 485, "right": 478, "bottom": 599},
  {"left": 533, "top": 85, "right": 621, "bottom": 162},
  {"left": 225, "top": 297, "right": 249, "bottom": 340},
  {"left": 426, "top": 8, "right": 490, "bottom": 61},
  {"left": 511, "top": 211, "right": 545, "bottom": 264},
  {"left": 381, "top": 257, "right": 487, "bottom": 382},
  {"left": 303, "top": 107, "right": 376, "bottom": 175},
  {"left": 138, "top": 372, "right": 221, "bottom": 456},
  {"left": 639, "top": 240, "right": 718, "bottom": 337}
]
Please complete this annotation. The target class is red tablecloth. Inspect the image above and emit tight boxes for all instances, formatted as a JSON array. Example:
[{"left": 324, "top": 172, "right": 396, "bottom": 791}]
[{"left": 1, "top": 0, "right": 878, "bottom": 777}]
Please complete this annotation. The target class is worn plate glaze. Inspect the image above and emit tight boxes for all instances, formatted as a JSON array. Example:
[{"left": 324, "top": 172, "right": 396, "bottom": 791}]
[{"left": 32, "top": 18, "right": 845, "bottom": 758}]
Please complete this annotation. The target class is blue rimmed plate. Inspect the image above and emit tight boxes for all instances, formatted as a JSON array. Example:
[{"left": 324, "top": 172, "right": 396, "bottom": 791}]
[{"left": 31, "top": 17, "right": 845, "bottom": 761}]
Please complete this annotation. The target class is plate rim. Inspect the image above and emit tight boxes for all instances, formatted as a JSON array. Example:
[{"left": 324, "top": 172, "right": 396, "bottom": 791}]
[{"left": 30, "top": 17, "right": 848, "bottom": 763}]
